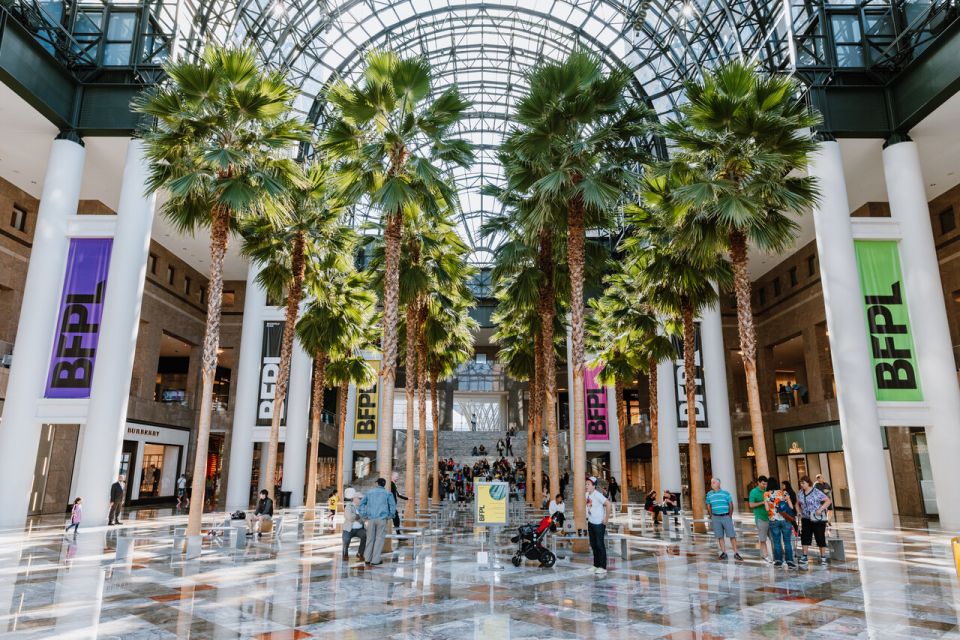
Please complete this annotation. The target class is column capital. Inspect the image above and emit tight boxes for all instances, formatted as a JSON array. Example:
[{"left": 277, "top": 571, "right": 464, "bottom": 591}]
[
  {"left": 55, "top": 129, "right": 85, "bottom": 147},
  {"left": 882, "top": 132, "right": 913, "bottom": 149}
]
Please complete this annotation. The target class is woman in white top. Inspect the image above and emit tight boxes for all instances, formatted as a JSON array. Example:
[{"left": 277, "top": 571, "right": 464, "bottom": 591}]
[{"left": 548, "top": 493, "right": 565, "bottom": 516}]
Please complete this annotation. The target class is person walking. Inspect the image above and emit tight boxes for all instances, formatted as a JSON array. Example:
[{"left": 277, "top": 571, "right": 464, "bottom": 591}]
[
  {"left": 496, "top": 438, "right": 504, "bottom": 457},
  {"left": 608, "top": 477, "right": 620, "bottom": 504},
  {"left": 505, "top": 434, "right": 513, "bottom": 456},
  {"left": 327, "top": 490, "right": 339, "bottom": 522},
  {"left": 585, "top": 476, "right": 612, "bottom": 576},
  {"left": 748, "top": 475, "right": 771, "bottom": 563},
  {"left": 390, "top": 471, "right": 408, "bottom": 534},
  {"left": 341, "top": 488, "right": 367, "bottom": 561},
  {"left": 765, "top": 477, "right": 797, "bottom": 568},
  {"left": 706, "top": 478, "right": 743, "bottom": 561},
  {"left": 797, "top": 475, "right": 832, "bottom": 566},
  {"left": 108, "top": 475, "right": 125, "bottom": 525},
  {"left": 65, "top": 497, "right": 82, "bottom": 536},
  {"left": 176, "top": 474, "right": 187, "bottom": 508},
  {"left": 359, "top": 478, "right": 397, "bottom": 566}
]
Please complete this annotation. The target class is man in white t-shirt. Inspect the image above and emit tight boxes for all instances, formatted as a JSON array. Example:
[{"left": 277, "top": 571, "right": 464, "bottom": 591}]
[{"left": 585, "top": 476, "right": 612, "bottom": 575}]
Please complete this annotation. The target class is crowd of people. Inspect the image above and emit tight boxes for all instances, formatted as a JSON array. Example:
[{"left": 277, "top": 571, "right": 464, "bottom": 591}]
[{"left": 437, "top": 455, "right": 527, "bottom": 503}]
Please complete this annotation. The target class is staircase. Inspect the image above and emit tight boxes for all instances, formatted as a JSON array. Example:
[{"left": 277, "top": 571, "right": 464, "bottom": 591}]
[{"left": 392, "top": 430, "right": 529, "bottom": 472}]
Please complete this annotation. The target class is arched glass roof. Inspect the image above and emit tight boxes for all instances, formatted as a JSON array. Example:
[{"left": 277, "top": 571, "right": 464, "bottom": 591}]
[{"left": 178, "top": 0, "right": 793, "bottom": 264}]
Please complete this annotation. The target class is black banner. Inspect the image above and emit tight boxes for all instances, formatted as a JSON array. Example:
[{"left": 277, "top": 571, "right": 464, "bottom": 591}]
[
  {"left": 672, "top": 323, "right": 708, "bottom": 429},
  {"left": 257, "top": 321, "right": 287, "bottom": 426}
]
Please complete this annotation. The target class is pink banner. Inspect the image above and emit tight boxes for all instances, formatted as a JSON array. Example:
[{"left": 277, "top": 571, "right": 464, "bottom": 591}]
[{"left": 584, "top": 364, "right": 609, "bottom": 441}]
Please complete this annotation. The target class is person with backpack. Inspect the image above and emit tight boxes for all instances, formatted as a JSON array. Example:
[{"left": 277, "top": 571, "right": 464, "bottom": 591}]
[
  {"left": 65, "top": 497, "right": 82, "bottom": 536},
  {"left": 797, "top": 475, "right": 832, "bottom": 566},
  {"left": 765, "top": 477, "right": 797, "bottom": 568}
]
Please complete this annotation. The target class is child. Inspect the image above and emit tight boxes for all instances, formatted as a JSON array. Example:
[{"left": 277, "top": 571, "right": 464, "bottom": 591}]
[
  {"left": 65, "top": 497, "right": 82, "bottom": 535},
  {"left": 327, "top": 491, "right": 338, "bottom": 520}
]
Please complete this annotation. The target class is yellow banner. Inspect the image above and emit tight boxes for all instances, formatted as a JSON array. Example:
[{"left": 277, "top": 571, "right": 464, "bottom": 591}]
[
  {"left": 353, "top": 359, "right": 380, "bottom": 440},
  {"left": 476, "top": 481, "right": 508, "bottom": 526}
]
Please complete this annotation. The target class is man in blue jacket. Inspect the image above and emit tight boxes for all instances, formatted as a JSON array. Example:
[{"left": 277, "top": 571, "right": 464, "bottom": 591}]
[{"left": 359, "top": 477, "right": 397, "bottom": 565}]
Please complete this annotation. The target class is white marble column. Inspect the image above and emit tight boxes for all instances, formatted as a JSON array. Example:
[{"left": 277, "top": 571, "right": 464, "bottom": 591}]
[
  {"left": 605, "top": 385, "right": 623, "bottom": 485},
  {"left": 75, "top": 140, "right": 156, "bottom": 525},
  {"left": 225, "top": 261, "right": 266, "bottom": 509},
  {"left": 281, "top": 341, "right": 311, "bottom": 507},
  {"left": 809, "top": 139, "right": 894, "bottom": 529},
  {"left": 0, "top": 135, "right": 85, "bottom": 528},
  {"left": 700, "top": 303, "right": 738, "bottom": 501},
  {"left": 882, "top": 138, "right": 960, "bottom": 529},
  {"left": 656, "top": 358, "right": 682, "bottom": 493}
]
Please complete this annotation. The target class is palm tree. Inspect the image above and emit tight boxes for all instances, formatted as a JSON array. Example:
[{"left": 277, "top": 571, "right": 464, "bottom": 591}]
[
  {"left": 134, "top": 46, "right": 309, "bottom": 537},
  {"left": 296, "top": 268, "right": 376, "bottom": 517},
  {"left": 504, "top": 50, "right": 651, "bottom": 535},
  {"left": 242, "top": 160, "right": 347, "bottom": 499},
  {"left": 322, "top": 51, "right": 474, "bottom": 481},
  {"left": 664, "top": 60, "right": 820, "bottom": 476},
  {"left": 628, "top": 196, "right": 731, "bottom": 533},
  {"left": 426, "top": 327, "right": 473, "bottom": 505}
]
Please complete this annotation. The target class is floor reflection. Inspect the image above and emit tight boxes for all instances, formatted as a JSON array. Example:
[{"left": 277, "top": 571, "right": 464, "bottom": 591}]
[{"left": 0, "top": 508, "right": 957, "bottom": 639}]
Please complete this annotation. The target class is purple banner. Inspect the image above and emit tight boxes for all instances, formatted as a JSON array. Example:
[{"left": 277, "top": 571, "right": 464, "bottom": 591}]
[
  {"left": 45, "top": 238, "right": 113, "bottom": 398},
  {"left": 584, "top": 364, "right": 609, "bottom": 441}
]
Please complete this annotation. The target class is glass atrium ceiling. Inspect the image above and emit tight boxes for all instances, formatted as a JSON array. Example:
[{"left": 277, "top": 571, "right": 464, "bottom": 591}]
[
  {"left": 16, "top": 0, "right": 791, "bottom": 263},
  {"left": 168, "top": 0, "right": 793, "bottom": 263}
]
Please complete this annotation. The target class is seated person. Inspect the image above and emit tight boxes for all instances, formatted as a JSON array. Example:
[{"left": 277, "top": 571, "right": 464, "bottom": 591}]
[
  {"left": 472, "top": 446, "right": 479, "bottom": 456},
  {"left": 248, "top": 489, "right": 274, "bottom": 537},
  {"left": 661, "top": 490, "right": 679, "bottom": 514},
  {"left": 341, "top": 488, "right": 366, "bottom": 561},
  {"left": 548, "top": 493, "right": 566, "bottom": 528},
  {"left": 644, "top": 490, "right": 662, "bottom": 524},
  {"left": 478, "top": 444, "right": 487, "bottom": 455}
]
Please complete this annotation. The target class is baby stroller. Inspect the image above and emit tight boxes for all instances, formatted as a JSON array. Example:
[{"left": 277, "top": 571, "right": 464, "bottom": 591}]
[{"left": 510, "top": 514, "right": 558, "bottom": 568}]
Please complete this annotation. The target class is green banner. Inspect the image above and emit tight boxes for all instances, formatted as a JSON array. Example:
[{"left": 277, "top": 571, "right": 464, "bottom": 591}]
[{"left": 853, "top": 240, "right": 922, "bottom": 402}]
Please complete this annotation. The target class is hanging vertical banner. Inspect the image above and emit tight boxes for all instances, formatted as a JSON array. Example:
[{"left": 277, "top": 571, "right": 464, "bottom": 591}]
[
  {"left": 854, "top": 240, "right": 922, "bottom": 402},
  {"left": 45, "top": 238, "right": 113, "bottom": 398},
  {"left": 584, "top": 364, "right": 609, "bottom": 440},
  {"left": 672, "top": 324, "right": 708, "bottom": 429},
  {"left": 354, "top": 358, "right": 381, "bottom": 440},
  {"left": 257, "top": 321, "right": 287, "bottom": 426}
]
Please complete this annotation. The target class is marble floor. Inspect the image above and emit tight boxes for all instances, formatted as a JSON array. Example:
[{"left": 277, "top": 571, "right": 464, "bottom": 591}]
[{"left": 0, "top": 506, "right": 958, "bottom": 639}]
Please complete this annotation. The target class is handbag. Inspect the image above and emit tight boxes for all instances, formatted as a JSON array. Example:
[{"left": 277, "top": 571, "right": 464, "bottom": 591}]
[{"left": 230, "top": 510, "right": 246, "bottom": 520}]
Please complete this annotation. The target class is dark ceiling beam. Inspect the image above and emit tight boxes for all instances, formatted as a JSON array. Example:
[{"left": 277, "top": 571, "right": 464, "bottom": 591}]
[{"left": 810, "top": 19, "right": 960, "bottom": 137}]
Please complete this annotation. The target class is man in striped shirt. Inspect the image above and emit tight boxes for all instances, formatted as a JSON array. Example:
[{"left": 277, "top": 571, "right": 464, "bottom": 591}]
[{"left": 706, "top": 478, "right": 743, "bottom": 561}]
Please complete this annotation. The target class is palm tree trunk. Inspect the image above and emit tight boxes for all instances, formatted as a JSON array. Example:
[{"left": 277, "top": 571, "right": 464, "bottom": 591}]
[
  {"left": 264, "top": 230, "right": 307, "bottom": 503},
  {"left": 404, "top": 299, "right": 418, "bottom": 521},
  {"left": 431, "top": 366, "right": 441, "bottom": 506},
  {"left": 683, "top": 305, "right": 706, "bottom": 534},
  {"left": 336, "top": 380, "right": 348, "bottom": 510},
  {"left": 729, "top": 230, "right": 770, "bottom": 477},
  {"left": 187, "top": 206, "right": 230, "bottom": 538},
  {"left": 648, "top": 359, "right": 660, "bottom": 499},
  {"left": 305, "top": 351, "right": 327, "bottom": 520},
  {"left": 533, "top": 330, "right": 544, "bottom": 509},
  {"left": 537, "top": 230, "right": 560, "bottom": 502},
  {"left": 416, "top": 304, "right": 428, "bottom": 513},
  {"left": 377, "top": 209, "right": 403, "bottom": 481},
  {"left": 615, "top": 379, "right": 629, "bottom": 513},
  {"left": 567, "top": 197, "right": 587, "bottom": 538},
  {"left": 526, "top": 334, "right": 541, "bottom": 506}
]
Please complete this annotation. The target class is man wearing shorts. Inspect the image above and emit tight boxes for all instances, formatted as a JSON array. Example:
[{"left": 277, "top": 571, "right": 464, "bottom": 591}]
[
  {"left": 706, "top": 478, "right": 742, "bottom": 561},
  {"left": 748, "top": 475, "right": 771, "bottom": 563}
]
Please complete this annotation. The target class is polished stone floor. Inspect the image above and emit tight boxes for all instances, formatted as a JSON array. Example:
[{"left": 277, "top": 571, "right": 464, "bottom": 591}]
[{"left": 1, "top": 505, "right": 958, "bottom": 639}]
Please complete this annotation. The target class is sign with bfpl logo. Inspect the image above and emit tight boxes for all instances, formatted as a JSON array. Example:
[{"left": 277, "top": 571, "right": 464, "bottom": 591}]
[
  {"left": 45, "top": 238, "right": 113, "bottom": 398},
  {"left": 257, "top": 321, "right": 286, "bottom": 426},
  {"left": 475, "top": 481, "right": 508, "bottom": 526},
  {"left": 353, "top": 359, "right": 380, "bottom": 440},
  {"left": 584, "top": 364, "right": 609, "bottom": 440},
  {"left": 854, "top": 240, "right": 923, "bottom": 402}
]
